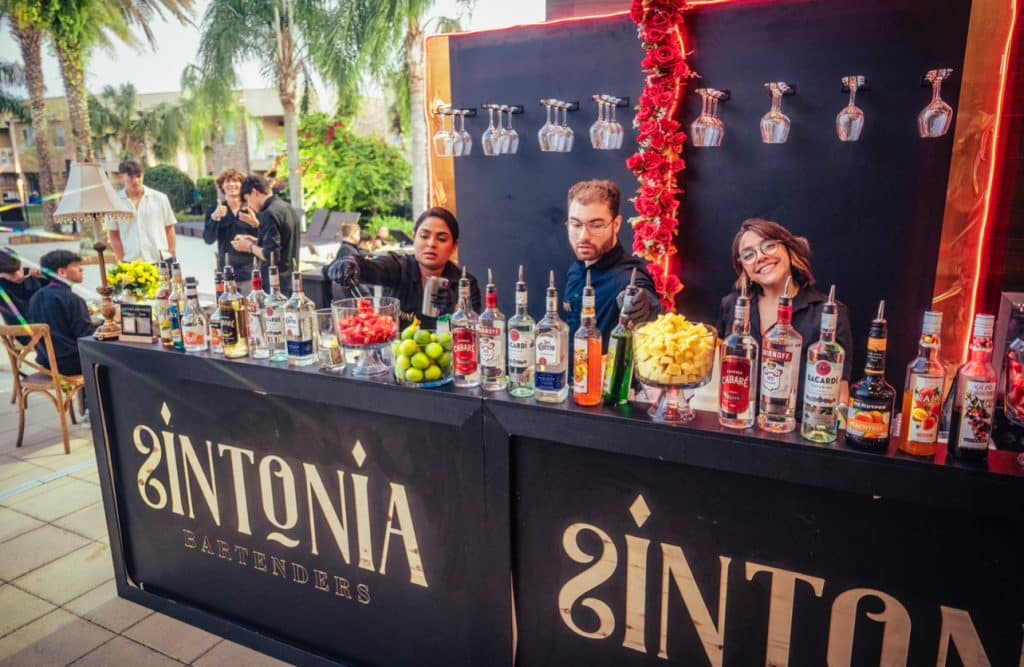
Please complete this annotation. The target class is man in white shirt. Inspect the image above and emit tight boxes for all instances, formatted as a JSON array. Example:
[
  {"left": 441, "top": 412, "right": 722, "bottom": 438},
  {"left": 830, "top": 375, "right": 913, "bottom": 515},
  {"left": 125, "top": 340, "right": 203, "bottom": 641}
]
[{"left": 105, "top": 160, "right": 177, "bottom": 262}]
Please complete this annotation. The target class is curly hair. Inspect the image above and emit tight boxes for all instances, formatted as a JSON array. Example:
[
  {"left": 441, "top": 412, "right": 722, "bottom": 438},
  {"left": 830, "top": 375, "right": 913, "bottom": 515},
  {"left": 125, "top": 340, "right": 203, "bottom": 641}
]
[
  {"left": 730, "top": 218, "right": 815, "bottom": 292},
  {"left": 215, "top": 168, "right": 246, "bottom": 193}
]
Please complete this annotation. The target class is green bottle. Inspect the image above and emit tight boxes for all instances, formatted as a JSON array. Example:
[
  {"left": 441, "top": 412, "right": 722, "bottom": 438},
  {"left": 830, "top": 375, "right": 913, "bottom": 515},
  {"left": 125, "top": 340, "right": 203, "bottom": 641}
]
[{"left": 603, "top": 268, "right": 638, "bottom": 406}]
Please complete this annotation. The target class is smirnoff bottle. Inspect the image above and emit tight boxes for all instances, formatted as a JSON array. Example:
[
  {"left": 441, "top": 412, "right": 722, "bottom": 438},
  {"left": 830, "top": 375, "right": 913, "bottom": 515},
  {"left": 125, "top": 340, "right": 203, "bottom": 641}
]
[
  {"left": 265, "top": 264, "right": 289, "bottom": 363},
  {"left": 946, "top": 314, "right": 997, "bottom": 462},
  {"left": 451, "top": 266, "right": 480, "bottom": 388},
  {"left": 758, "top": 277, "right": 802, "bottom": 433},
  {"left": 535, "top": 271, "right": 569, "bottom": 403},
  {"left": 246, "top": 262, "right": 269, "bottom": 359},
  {"left": 719, "top": 277, "right": 758, "bottom": 429},
  {"left": 603, "top": 268, "right": 638, "bottom": 406},
  {"left": 801, "top": 285, "right": 845, "bottom": 443},
  {"left": 894, "top": 311, "right": 945, "bottom": 456},
  {"left": 507, "top": 265, "right": 535, "bottom": 398},
  {"left": 478, "top": 268, "right": 507, "bottom": 391},
  {"left": 209, "top": 270, "right": 225, "bottom": 355},
  {"left": 573, "top": 270, "right": 602, "bottom": 406},
  {"left": 284, "top": 271, "right": 317, "bottom": 366},
  {"left": 168, "top": 261, "right": 185, "bottom": 351},
  {"left": 219, "top": 265, "right": 249, "bottom": 359},
  {"left": 156, "top": 261, "right": 173, "bottom": 347},
  {"left": 846, "top": 301, "right": 896, "bottom": 451},
  {"left": 180, "top": 278, "right": 208, "bottom": 352}
]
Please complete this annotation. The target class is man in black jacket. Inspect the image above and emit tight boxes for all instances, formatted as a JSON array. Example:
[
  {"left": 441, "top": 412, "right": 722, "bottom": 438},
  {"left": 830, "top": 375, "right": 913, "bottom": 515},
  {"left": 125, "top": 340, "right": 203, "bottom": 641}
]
[
  {"left": 0, "top": 248, "right": 49, "bottom": 328},
  {"left": 232, "top": 175, "right": 300, "bottom": 293},
  {"left": 27, "top": 250, "right": 97, "bottom": 377}
]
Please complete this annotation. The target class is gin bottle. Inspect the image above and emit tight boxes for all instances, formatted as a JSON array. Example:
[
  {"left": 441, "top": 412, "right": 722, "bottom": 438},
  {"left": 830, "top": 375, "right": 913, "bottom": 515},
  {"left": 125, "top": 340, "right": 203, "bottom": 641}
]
[
  {"left": 507, "top": 265, "right": 535, "bottom": 398},
  {"left": 180, "top": 277, "right": 208, "bottom": 352},
  {"left": 719, "top": 277, "right": 758, "bottom": 428},
  {"left": 246, "top": 261, "right": 269, "bottom": 359},
  {"left": 284, "top": 271, "right": 317, "bottom": 366},
  {"left": 801, "top": 285, "right": 845, "bottom": 443},
  {"left": 451, "top": 266, "right": 480, "bottom": 388},
  {"left": 478, "top": 268, "right": 507, "bottom": 391},
  {"left": 265, "top": 264, "right": 289, "bottom": 363},
  {"left": 535, "top": 271, "right": 569, "bottom": 403},
  {"left": 758, "top": 277, "right": 802, "bottom": 433},
  {"left": 947, "top": 314, "right": 997, "bottom": 462}
]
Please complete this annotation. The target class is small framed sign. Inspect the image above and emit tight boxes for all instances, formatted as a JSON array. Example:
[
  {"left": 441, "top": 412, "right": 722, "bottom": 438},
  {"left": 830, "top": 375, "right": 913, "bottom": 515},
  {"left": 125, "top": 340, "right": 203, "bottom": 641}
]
[{"left": 119, "top": 303, "right": 157, "bottom": 344}]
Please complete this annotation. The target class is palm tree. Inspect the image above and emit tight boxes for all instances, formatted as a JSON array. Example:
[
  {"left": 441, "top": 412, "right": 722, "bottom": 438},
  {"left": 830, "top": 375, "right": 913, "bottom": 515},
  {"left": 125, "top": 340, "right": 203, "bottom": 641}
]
[
  {"left": 179, "top": 64, "right": 248, "bottom": 176},
  {"left": 88, "top": 82, "right": 186, "bottom": 163},
  {"left": 0, "top": 62, "right": 30, "bottom": 122}
]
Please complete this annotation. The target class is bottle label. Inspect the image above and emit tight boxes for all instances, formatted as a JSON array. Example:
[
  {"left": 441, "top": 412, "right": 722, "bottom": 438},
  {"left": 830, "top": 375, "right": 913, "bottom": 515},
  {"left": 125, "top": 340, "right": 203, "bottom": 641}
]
[
  {"left": 157, "top": 298, "right": 172, "bottom": 340},
  {"left": 865, "top": 335, "right": 887, "bottom": 369},
  {"left": 479, "top": 323, "right": 505, "bottom": 368},
  {"left": 508, "top": 329, "right": 534, "bottom": 368},
  {"left": 906, "top": 376, "right": 943, "bottom": 443},
  {"left": 453, "top": 327, "right": 478, "bottom": 375},
  {"left": 515, "top": 291, "right": 527, "bottom": 306},
  {"left": 536, "top": 332, "right": 561, "bottom": 367},
  {"left": 761, "top": 346, "right": 797, "bottom": 399},
  {"left": 721, "top": 357, "right": 752, "bottom": 414},
  {"left": 957, "top": 380, "right": 995, "bottom": 450},
  {"left": 847, "top": 397, "right": 892, "bottom": 440},
  {"left": 265, "top": 306, "right": 284, "bottom": 341},
  {"left": 210, "top": 321, "right": 223, "bottom": 352},
  {"left": 183, "top": 325, "right": 206, "bottom": 349},
  {"left": 804, "top": 360, "right": 842, "bottom": 402},
  {"left": 573, "top": 346, "right": 589, "bottom": 394},
  {"left": 219, "top": 306, "right": 238, "bottom": 344},
  {"left": 248, "top": 307, "right": 266, "bottom": 347},
  {"left": 820, "top": 312, "right": 837, "bottom": 334},
  {"left": 536, "top": 371, "right": 566, "bottom": 391},
  {"left": 284, "top": 312, "right": 314, "bottom": 357}
]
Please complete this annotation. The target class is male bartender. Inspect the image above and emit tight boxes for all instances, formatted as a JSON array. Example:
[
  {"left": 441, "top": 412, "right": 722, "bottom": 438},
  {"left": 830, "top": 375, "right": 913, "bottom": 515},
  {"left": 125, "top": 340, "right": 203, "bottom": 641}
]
[{"left": 563, "top": 179, "right": 660, "bottom": 343}]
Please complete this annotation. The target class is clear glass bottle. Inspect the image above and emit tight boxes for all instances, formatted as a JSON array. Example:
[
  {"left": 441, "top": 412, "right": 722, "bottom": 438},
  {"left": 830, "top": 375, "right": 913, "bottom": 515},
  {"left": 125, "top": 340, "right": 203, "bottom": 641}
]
[
  {"left": 801, "top": 286, "right": 845, "bottom": 443},
  {"left": 846, "top": 301, "right": 897, "bottom": 451},
  {"left": 573, "top": 270, "right": 603, "bottom": 406},
  {"left": 895, "top": 311, "right": 946, "bottom": 456},
  {"left": 284, "top": 271, "right": 317, "bottom": 366},
  {"left": 507, "top": 265, "right": 535, "bottom": 398},
  {"left": 219, "top": 265, "right": 249, "bottom": 359},
  {"left": 168, "top": 261, "right": 185, "bottom": 351},
  {"left": 758, "top": 278, "right": 802, "bottom": 433},
  {"left": 947, "top": 314, "right": 997, "bottom": 462},
  {"left": 719, "top": 278, "right": 759, "bottom": 429},
  {"left": 451, "top": 266, "right": 480, "bottom": 388},
  {"left": 155, "top": 260, "right": 173, "bottom": 347},
  {"left": 265, "top": 264, "right": 289, "bottom": 363},
  {"left": 535, "top": 271, "right": 569, "bottom": 403},
  {"left": 478, "top": 268, "right": 507, "bottom": 392},
  {"left": 603, "top": 268, "right": 638, "bottom": 407},
  {"left": 181, "top": 277, "right": 208, "bottom": 352},
  {"left": 209, "top": 270, "right": 224, "bottom": 355},
  {"left": 246, "top": 262, "right": 269, "bottom": 360}
]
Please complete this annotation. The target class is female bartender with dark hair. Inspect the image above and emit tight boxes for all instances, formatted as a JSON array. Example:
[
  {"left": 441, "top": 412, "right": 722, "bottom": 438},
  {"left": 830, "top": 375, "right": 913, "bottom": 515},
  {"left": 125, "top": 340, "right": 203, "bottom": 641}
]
[
  {"left": 324, "top": 207, "right": 482, "bottom": 328},
  {"left": 717, "top": 218, "right": 855, "bottom": 406}
]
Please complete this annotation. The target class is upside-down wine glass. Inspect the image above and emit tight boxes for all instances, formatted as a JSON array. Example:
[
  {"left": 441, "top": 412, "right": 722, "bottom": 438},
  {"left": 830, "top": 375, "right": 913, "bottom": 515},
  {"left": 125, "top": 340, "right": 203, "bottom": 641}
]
[
  {"left": 760, "top": 82, "right": 792, "bottom": 144},
  {"left": 457, "top": 110, "right": 472, "bottom": 156},
  {"left": 918, "top": 68, "right": 954, "bottom": 138},
  {"left": 432, "top": 107, "right": 454, "bottom": 157},
  {"left": 502, "top": 105, "right": 520, "bottom": 154},
  {"left": 538, "top": 100, "right": 556, "bottom": 152},
  {"left": 482, "top": 105, "right": 501, "bottom": 156},
  {"left": 560, "top": 102, "right": 575, "bottom": 152},
  {"left": 836, "top": 75, "right": 865, "bottom": 142},
  {"left": 606, "top": 96, "right": 624, "bottom": 149},
  {"left": 590, "top": 96, "right": 606, "bottom": 149}
]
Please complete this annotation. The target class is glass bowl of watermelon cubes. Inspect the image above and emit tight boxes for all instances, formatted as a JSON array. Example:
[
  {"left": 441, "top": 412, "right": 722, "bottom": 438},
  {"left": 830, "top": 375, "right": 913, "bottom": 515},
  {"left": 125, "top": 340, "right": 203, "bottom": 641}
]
[{"left": 332, "top": 297, "right": 400, "bottom": 376}]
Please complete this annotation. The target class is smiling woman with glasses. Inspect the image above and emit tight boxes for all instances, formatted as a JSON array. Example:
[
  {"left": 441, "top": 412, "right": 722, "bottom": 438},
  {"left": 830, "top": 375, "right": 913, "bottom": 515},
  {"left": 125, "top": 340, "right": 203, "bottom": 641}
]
[{"left": 717, "top": 218, "right": 855, "bottom": 412}]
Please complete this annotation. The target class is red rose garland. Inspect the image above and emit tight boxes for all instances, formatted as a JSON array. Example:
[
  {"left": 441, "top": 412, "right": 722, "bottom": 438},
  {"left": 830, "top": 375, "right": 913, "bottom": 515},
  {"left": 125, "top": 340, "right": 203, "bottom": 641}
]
[{"left": 627, "top": 0, "right": 691, "bottom": 312}]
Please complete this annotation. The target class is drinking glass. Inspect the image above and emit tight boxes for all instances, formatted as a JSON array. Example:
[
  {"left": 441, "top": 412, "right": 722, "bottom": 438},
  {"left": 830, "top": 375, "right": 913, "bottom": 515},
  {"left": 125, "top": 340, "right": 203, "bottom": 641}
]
[
  {"left": 590, "top": 96, "right": 606, "bottom": 149},
  {"left": 606, "top": 96, "right": 624, "bottom": 149},
  {"left": 918, "top": 68, "right": 954, "bottom": 138},
  {"left": 449, "top": 111, "right": 465, "bottom": 157},
  {"left": 538, "top": 100, "right": 555, "bottom": 152},
  {"left": 690, "top": 90, "right": 715, "bottom": 147},
  {"left": 760, "top": 82, "right": 792, "bottom": 144},
  {"left": 317, "top": 308, "right": 345, "bottom": 372},
  {"left": 501, "top": 105, "right": 520, "bottom": 154},
  {"left": 836, "top": 75, "right": 865, "bottom": 142},
  {"left": 457, "top": 110, "right": 472, "bottom": 156},
  {"left": 482, "top": 105, "right": 501, "bottom": 156},
  {"left": 432, "top": 108, "right": 455, "bottom": 157},
  {"left": 560, "top": 103, "right": 575, "bottom": 152}
]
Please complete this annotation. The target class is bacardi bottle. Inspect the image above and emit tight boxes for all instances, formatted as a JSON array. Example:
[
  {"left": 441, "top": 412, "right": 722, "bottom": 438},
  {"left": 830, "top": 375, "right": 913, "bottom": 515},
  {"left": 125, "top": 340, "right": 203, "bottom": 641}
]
[
  {"left": 451, "top": 266, "right": 480, "bottom": 388},
  {"left": 573, "top": 270, "right": 602, "bottom": 406},
  {"left": 156, "top": 261, "right": 173, "bottom": 347},
  {"left": 246, "top": 261, "right": 269, "bottom": 359},
  {"left": 284, "top": 271, "right": 317, "bottom": 366},
  {"left": 219, "top": 265, "right": 249, "bottom": 359},
  {"left": 507, "top": 265, "right": 535, "bottom": 398},
  {"left": 719, "top": 277, "right": 758, "bottom": 428},
  {"left": 758, "top": 277, "right": 802, "bottom": 433},
  {"left": 894, "top": 311, "right": 945, "bottom": 456},
  {"left": 603, "top": 268, "right": 638, "bottom": 407},
  {"left": 946, "top": 314, "right": 997, "bottom": 462},
  {"left": 535, "top": 271, "right": 569, "bottom": 403},
  {"left": 180, "top": 277, "right": 208, "bottom": 352},
  {"left": 846, "top": 301, "right": 896, "bottom": 451},
  {"left": 478, "top": 268, "right": 507, "bottom": 392},
  {"left": 265, "top": 264, "right": 289, "bottom": 363},
  {"left": 801, "top": 285, "right": 845, "bottom": 443}
]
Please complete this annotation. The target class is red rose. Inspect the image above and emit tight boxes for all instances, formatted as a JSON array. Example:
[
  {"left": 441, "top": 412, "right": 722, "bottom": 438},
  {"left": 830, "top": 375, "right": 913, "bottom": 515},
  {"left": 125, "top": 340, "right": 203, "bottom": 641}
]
[
  {"left": 644, "top": 27, "right": 667, "bottom": 44},
  {"left": 654, "top": 88, "right": 675, "bottom": 107},
  {"left": 626, "top": 154, "right": 643, "bottom": 170},
  {"left": 630, "top": 1, "right": 644, "bottom": 23},
  {"left": 649, "top": 133, "right": 667, "bottom": 151},
  {"left": 636, "top": 105, "right": 654, "bottom": 122},
  {"left": 636, "top": 196, "right": 660, "bottom": 217},
  {"left": 647, "top": 11, "right": 670, "bottom": 31},
  {"left": 641, "top": 53, "right": 658, "bottom": 70}
]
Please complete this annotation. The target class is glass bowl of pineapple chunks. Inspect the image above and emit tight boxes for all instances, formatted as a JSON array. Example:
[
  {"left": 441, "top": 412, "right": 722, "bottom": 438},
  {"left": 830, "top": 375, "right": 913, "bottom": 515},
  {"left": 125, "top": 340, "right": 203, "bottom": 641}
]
[{"left": 633, "top": 314, "right": 718, "bottom": 425}]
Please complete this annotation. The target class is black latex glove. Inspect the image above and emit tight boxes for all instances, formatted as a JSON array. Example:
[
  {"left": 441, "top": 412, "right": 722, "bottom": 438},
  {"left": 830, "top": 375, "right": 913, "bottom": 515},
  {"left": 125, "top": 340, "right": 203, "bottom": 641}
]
[
  {"left": 326, "top": 256, "right": 359, "bottom": 284},
  {"left": 617, "top": 288, "right": 652, "bottom": 324},
  {"left": 430, "top": 282, "right": 454, "bottom": 315}
]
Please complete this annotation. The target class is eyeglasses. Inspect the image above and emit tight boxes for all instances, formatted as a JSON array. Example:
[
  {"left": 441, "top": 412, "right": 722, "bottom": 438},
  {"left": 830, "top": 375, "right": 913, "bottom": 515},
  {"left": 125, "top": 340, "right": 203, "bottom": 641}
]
[
  {"left": 567, "top": 219, "right": 614, "bottom": 234},
  {"left": 739, "top": 239, "right": 782, "bottom": 264}
]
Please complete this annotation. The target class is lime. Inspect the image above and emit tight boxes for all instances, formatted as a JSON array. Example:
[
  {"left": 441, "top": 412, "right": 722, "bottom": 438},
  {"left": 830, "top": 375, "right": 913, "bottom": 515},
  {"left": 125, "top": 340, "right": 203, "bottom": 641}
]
[
  {"left": 414, "top": 329, "right": 432, "bottom": 347},
  {"left": 438, "top": 333, "right": 453, "bottom": 351},
  {"left": 424, "top": 342, "right": 444, "bottom": 360},
  {"left": 411, "top": 352, "right": 430, "bottom": 370},
  {"left": 398, "top": 339, "right": 419, "bottom": 357},
  {"left": 424, "top": 364, "right": 443, "bottom": 381},
  {"left": 404, "top": 367, "right": 424, "bottom": 383},
  {"left": 438, "top": 351, "right": 452, "bottom": 369},
  {"left": 391, "top": 340, "right": 401, "bottom": 356},
  {"left": 430, "top": 333, "right": 438, "bottom": 342},
  {"left": 396, "top": 354, "right": 411, "bottom": 371},
  {"left": 401, "top": 324, "right": 418, "bottom": 341}
]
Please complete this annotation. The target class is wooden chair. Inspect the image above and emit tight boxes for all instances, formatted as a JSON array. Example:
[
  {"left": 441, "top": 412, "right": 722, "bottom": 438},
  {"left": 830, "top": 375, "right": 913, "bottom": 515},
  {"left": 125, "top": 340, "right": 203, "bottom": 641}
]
[{"left": 0, "top": 324, "right": 85, "bottom": 454}]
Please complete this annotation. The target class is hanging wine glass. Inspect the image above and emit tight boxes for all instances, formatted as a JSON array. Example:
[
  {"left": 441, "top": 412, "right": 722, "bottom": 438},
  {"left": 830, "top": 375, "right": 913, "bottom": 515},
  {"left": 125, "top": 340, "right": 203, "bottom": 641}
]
[
  {"left": 836, "top": 75, "right": 866, "bottom": 142},
  {"left": 538, "top": 100, "right": 555, "bottom": 152},
  {"left": 606, "top": 96, "right": 624, "bottom": 149},
  {"left": 590, "top": 95, "right": 606, "bottom": 149},
  {"left": 918, "top": 68, "right": 954, "bottom": 138},
  {"left": 760, "top": 82, "right": 792, "bottom": 144},
  {"left": 708, "top": 92, "right": 725, "bottom": 147},
  {"left": 482, "top": 105, "right": 501, "bottom": 156},
  {"left": 457, "top": 110, "right": 473, "bottom": 156},
  {"left": 502, "top": 105, "right": 520, "bottom": 154},
  {"left": 432, "top": 106, "right": 455, "bottom": 157},
  {"left": 561, "top": 103, "right": 575, "bottom": 152},
  {"left": 450, "top": 110, "right": 465, "bottom": 157}
]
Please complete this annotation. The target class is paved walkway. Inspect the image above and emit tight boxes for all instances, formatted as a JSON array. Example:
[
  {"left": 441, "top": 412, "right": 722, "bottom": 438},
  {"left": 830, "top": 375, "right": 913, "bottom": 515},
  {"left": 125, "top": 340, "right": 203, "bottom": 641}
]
[{"left": 0, "top": 355, "right": 289, "bottom": 666}]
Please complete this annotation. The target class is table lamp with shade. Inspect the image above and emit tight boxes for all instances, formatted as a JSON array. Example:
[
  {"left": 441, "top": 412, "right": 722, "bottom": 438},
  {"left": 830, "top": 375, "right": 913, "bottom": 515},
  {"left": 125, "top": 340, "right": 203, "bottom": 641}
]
[{"left": 53, "top": 161, "right": 134, "bottom": 340}]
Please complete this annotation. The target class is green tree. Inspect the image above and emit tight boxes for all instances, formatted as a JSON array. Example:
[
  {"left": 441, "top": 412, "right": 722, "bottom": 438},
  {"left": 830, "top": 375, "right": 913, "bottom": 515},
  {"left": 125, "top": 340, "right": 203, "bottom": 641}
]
[
  {"left": 0, "top": 62, "right": 29, "bottom": 122},
  {"left": 178, "top": 64, "right": 248, "bottom": 176},
  {"left": 89, "top": 82, "right": 185, "bottom": 162},
  {"left": 144, "top": 163, "right": 195, "bottom": 211}
]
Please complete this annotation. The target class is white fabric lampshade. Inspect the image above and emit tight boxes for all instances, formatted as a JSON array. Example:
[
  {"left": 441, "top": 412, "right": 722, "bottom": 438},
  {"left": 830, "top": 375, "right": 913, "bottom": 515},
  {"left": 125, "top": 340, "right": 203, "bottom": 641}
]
[{"left": 53, "top": 161, "right": 134, "bottom": 225}]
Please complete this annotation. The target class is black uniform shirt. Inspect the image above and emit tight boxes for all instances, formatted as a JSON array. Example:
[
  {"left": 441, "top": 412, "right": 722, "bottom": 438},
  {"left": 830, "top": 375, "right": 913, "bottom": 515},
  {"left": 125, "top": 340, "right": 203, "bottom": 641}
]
[
  {"left": 354, "top": 253, "right": 481, "bottom": 329},
  {"left": 257, "top": 196, "right": 300, "bottom": 285},
  {"left": 203, "top": 203, "right": 256, "bottom": 279}
]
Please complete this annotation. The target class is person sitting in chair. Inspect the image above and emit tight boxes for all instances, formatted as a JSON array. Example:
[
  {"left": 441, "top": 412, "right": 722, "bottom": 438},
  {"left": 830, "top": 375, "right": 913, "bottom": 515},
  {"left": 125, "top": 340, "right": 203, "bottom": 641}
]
[{"left": 27, "top": 250, "right": 97, "bottom": 377}]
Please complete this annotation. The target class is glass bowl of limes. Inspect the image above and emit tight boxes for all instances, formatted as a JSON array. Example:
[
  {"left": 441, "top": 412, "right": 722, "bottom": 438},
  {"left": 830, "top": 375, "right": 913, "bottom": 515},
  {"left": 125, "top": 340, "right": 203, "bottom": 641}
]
[{"left": 392, "top": 321, "right": 454, "bottom": 388}]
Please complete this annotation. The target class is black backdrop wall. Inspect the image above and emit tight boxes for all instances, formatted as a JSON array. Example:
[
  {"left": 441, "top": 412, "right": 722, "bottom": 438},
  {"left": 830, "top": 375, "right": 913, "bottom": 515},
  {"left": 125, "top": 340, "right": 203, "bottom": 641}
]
[{"left": 448, "top": 0, "right": 971, "bottom": 385}]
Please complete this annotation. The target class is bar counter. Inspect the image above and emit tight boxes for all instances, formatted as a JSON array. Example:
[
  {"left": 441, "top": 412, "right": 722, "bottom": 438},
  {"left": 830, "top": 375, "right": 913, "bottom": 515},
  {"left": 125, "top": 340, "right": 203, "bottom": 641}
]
[{"left": 81, "top": 339, "right": 1024, "bottom": 666}]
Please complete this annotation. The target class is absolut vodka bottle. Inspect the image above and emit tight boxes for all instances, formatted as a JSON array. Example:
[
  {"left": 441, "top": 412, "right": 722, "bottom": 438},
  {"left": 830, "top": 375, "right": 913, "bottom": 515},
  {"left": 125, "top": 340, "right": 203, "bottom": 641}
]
[
  {"left": 451, "top": 266, "right": 480, "bottom": 388},
  {"left": 478, "top": 268, "right": 507, "bottom": 391},
  {"left": 507, "top": 265, "right": 535, "bottom": 398},
  {"left": 535, "top": 271, "right": 569, "bottom": 403}
]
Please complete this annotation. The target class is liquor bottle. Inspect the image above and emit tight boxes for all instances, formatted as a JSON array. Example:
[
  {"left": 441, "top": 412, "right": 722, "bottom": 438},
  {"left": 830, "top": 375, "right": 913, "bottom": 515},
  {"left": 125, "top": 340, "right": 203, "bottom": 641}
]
[
  {"left": 246, "top": 260, "right": 269, "bottom": 360},
  {"left": 478, "top": 268, "right": 507, "bottom": 392},
  {"left": 507, "top": 265, "right": 536, "bottom": 398},
  {"left": 719, "top": 277, "right": 759, "bottom": 428},
  {"left": 535, "top": 271, "right": 569, "bottom": 403},
  {"left": 947, "top": 314, "right": 997, "bottom": 462},
  {"left": 284, "top": 270, "right": 316, "bottom": 366},
  {"left": 181, "top": 277, "right": 208, "bottom": 352},
  {"left": 219, "top": 264, "right": 249, "bottom": 359},
  {"left": 894, "top": 311, "right": 946, "bottom": 456},
  {"left": 603, "top": 268, "right": 638, "bottom": 407},
  {"left": 573, "top": 270, "right": 603, "bottom": 406},
  {"left": 168, "top": 261, "right": 185, "bottom": 351},
  {"left": 801, "top": 285, "right": 845, "bottom": 443},
  {"left": 1004, "top": 304, "right": 1024, "bottom": 427},
  {"left": 758, "top": 277, "right": 802, "bottom": 433},
  {"left": 155, "top": 261, "right": 173, "bottom": 347},
  {"left": 451, "top": 266, "right": 480, "bottom": 388},
  {"left": 265, "top": 263, "right": 289, "bottom": 363},
  {"left": 209, "top": 270, "right": 225, "bottom": 355},
  {"left": 846, "top": 301, "right": 897, "bottom": 451}
]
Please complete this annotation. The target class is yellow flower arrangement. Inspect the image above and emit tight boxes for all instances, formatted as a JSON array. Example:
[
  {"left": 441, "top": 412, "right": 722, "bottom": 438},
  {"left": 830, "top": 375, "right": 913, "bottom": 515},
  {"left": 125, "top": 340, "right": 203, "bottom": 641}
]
[{"left": 109, "top": 260, "right": 160, "bottom": 300}]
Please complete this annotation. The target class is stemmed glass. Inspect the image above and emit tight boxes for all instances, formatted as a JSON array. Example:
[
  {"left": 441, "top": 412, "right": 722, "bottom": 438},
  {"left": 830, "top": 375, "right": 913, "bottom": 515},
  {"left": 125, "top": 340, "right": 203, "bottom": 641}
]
[
  {"left": 760, "top": 82, "right": 792, "bottom": 144},
  {"left": 482, "top": 105, "right": 501, "bottom": 156},
  {"left": 432, "top": 106, "right": 455, "bottom": 157},
  {"left": 538, "top": 99, "right": 556, "bottom": 152},
  {"left": 590, "top": 96, "right": 607, "bottom": 149},
  {"left": 691, "top": 89, "right": 726, "bottom": 147},
  {"left": 559, "top": 102, "right": 575, "bottom": 152},
  {"left": 456, "top": 110, "right": 472, "bottom": 156},
  {"left": 918, "top": 68, "right": 954, "bottom": 138},
  {"left": 836, "top": 76, "right": 865, "bottom": 142},
  {"left": 501, "top": 105, "right": 520, "bottom": 154},
  {"left": 604, "top": 96, "right": 624, "bottom": 149}
]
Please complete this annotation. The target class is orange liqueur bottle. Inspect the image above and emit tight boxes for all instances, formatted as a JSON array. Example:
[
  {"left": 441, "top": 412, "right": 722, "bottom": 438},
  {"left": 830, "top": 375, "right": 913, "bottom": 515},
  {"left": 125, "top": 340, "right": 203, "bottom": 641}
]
[
  {"left": 895, "top": 311, "right": 946, "bottom": 456},
  {"left": 573, "top": 270, "right": 603, "bottom": 406}
]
